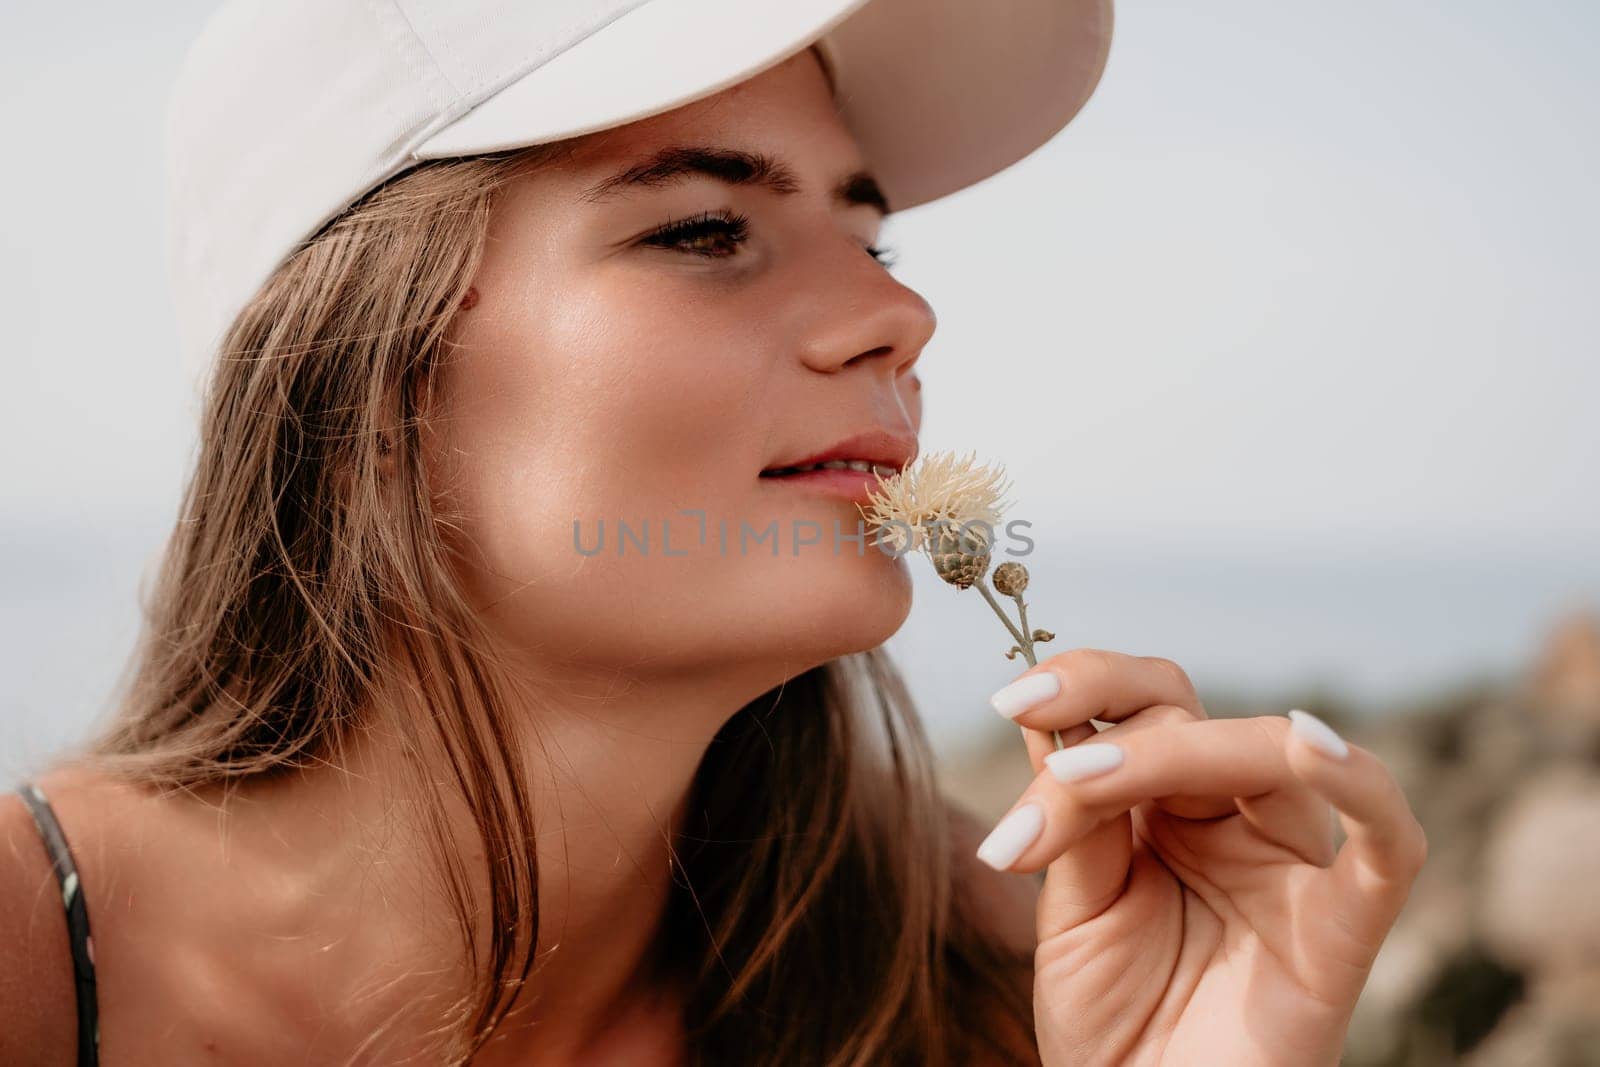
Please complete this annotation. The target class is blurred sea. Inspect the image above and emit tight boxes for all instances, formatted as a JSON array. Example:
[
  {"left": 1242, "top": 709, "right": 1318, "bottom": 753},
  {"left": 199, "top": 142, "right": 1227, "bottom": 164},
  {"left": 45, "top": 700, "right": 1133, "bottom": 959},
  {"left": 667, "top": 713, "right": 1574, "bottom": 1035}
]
[
  {"left": 894, "top": 528, "right": 1600, "bottom": 758},
  {"left": 3, "top": 513, "right": 1596, "bottom": 775}
]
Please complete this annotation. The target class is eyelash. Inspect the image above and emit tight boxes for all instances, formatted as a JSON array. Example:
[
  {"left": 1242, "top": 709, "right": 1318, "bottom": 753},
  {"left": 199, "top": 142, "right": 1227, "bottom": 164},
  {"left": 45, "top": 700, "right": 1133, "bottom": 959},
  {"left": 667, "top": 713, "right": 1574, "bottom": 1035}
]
[{"left": 640, "top": 209, "right": 899, "bottom": 269}]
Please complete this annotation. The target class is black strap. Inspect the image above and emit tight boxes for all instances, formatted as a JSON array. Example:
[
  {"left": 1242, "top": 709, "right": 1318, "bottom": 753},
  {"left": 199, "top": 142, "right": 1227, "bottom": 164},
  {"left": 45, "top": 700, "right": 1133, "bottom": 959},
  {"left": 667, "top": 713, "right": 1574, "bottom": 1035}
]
[{"left": 15, "top": 781, "right": 100, "bottom": 1066}]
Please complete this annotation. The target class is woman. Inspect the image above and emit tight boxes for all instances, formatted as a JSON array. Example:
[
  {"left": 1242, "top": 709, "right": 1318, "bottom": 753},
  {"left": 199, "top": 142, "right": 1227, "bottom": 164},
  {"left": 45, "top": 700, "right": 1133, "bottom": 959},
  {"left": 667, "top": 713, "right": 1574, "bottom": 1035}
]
[{"left": 3, "top": 2, "right": 1426, "bottom": 1064}]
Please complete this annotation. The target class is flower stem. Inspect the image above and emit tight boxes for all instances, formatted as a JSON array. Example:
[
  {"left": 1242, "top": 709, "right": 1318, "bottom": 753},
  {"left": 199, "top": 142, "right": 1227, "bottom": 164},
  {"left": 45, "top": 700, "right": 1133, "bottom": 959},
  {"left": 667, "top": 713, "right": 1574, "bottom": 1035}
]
[
  {"left": 976, "top": 576, "right": 1026, "bottom": 646},
  {"left": 975, "top": 577, "right": 1065, "bottom": 751}
]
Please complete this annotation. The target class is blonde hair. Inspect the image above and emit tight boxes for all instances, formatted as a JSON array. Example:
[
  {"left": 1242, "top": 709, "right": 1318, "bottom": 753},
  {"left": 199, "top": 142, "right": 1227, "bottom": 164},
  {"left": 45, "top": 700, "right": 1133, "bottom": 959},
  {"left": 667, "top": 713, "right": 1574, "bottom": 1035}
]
[{"left": 67, "top": 144, "right": 1036, "bottom": 1064}]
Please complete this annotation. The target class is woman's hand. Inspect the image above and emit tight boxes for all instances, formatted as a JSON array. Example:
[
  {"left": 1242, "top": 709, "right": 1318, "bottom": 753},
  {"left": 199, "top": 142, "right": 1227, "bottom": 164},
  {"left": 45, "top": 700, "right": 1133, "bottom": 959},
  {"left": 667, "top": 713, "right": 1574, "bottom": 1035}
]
[{"left": 976, "top": 649, "right": 1428, "bottom": 1067}]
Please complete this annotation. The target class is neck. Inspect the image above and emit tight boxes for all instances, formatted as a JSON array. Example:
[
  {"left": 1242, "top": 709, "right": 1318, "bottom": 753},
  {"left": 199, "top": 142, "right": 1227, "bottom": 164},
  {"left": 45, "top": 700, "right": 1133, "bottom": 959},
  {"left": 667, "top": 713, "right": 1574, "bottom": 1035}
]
[{"left": 213, "top": 647, "right": 789, "bottom": 1063}]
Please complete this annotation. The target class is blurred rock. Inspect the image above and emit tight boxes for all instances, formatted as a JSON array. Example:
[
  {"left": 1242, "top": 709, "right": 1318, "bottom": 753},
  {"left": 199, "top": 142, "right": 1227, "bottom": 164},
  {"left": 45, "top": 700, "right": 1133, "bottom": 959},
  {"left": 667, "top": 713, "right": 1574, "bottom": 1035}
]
[
  {"left": 1461, "top": 966, "right": 1600, "bottom": 1067},
  {"left": 1521, "top": 608, "right": 1600, "bottom": 757},
  {"left": 1478, "top": 767, "right": 1600, "bottom": 973}
]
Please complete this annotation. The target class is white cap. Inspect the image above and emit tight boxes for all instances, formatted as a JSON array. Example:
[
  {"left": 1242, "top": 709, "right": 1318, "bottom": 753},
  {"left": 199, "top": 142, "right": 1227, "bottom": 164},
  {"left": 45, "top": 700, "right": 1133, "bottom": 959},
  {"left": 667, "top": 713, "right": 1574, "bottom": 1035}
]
[{"left": 165, "top": 0, "right": 1113, "bottom": 392}]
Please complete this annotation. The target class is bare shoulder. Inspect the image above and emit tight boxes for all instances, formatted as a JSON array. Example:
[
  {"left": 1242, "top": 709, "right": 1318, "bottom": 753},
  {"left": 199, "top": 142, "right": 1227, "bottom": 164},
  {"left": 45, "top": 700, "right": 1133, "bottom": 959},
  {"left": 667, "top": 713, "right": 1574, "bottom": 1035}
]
[
  {"left": 1, "top": 770, "right": 114, "bottom": 1066},
  {"left": 0, "top": 765, "right": 320, "bottom": 1065},
  {"left": 3, "top": 765, "right": 184, "bottom": 1063},
  {"left": 6, "top": 765, "right": 459, "bottom": 1063},
  {"left": 944, "top": 796, "right": 1039, "bottom": 958}
]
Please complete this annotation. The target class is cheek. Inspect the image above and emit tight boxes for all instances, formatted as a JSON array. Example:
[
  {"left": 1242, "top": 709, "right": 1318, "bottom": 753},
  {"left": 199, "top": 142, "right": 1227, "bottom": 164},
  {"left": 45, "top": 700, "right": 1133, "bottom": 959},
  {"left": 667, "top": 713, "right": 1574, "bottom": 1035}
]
[
  {"left": 429, "top": 282, "right": 786, "bottom": 655},
  {"left": 517, "top": 284, "right": 773, "bottom": 504}
]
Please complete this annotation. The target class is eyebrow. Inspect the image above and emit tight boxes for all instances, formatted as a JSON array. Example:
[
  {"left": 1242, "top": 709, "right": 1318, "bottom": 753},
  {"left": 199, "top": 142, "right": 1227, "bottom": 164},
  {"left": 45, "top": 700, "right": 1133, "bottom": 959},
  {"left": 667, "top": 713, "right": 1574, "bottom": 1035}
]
[{"left": 578, "top": 144, "right": 891, "bottom": 216}]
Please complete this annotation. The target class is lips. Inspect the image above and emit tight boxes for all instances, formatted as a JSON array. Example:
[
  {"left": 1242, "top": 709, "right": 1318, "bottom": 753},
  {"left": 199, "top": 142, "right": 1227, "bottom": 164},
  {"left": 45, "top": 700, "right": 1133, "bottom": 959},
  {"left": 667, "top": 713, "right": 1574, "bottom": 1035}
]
[
  {"left": 756, "top": 465, "right": 898, "bottom": 507},
  {"left": 762, "top": 457, "right": 902, "bottom": 478},
  {"left": 760, "top": 428, "right": 918, "bottom": 479}
]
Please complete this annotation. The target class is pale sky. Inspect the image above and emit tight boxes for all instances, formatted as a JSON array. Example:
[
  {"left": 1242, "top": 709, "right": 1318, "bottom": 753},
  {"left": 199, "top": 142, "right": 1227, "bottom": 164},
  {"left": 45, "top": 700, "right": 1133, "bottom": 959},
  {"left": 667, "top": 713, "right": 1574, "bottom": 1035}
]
[{"left": 3, "top": 1, "right": 1596, "bottom": 766}]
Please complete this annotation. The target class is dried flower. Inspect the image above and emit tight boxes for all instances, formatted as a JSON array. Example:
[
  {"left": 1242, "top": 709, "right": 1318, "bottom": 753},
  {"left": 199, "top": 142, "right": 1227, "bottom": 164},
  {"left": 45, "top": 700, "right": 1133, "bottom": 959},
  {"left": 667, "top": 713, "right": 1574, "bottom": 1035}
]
[
  {"left": 860, "top": 449, "right": 1012, "bottom": 558},
  {"left": 864, "top": 450, "right": 1068, "bottom": 753}
]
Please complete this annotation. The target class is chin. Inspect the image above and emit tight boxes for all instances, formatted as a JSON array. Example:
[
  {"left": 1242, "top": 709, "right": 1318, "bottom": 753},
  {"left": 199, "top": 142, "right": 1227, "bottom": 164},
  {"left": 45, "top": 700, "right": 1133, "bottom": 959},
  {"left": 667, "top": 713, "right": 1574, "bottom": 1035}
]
[
  {"left": 560, "top": 531, "right": 918, "bottom": 679},
  {"left": 776, "top": 547, "right": 916, "bottom": 660}
]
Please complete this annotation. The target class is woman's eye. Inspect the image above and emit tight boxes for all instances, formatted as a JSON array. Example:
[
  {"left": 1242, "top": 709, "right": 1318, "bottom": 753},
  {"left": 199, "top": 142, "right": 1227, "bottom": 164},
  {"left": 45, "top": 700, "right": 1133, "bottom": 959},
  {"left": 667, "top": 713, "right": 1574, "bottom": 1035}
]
[
  {"left": 641, "top": 211, "right": 751, "bottom": 258},
  {"left": 640, "top": 210, "right": 899, "bottom": 269}
]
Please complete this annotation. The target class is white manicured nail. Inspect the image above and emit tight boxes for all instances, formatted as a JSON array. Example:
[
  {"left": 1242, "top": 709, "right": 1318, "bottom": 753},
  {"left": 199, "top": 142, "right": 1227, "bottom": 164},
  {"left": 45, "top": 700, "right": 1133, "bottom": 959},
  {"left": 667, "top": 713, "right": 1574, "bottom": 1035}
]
[
  {"left": 989, "top": 671, "right": 1060, "bottom": 720},
  {"left": 975, "top": 803, "right": 1045, "bottom": 871},
  {"left": 1287, "top": 709, "right": 1349, "bottom": 760},
  {"left": 1044, "top": 742, "right": 1125, "bottom": 783}
]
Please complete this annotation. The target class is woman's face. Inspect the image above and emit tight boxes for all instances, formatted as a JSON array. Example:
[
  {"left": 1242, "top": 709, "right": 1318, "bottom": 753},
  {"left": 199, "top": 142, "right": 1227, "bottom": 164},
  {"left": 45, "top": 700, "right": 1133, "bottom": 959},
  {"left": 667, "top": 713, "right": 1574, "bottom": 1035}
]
[{"left": 429, "top": 47, "right": 935, "bottom": 685}]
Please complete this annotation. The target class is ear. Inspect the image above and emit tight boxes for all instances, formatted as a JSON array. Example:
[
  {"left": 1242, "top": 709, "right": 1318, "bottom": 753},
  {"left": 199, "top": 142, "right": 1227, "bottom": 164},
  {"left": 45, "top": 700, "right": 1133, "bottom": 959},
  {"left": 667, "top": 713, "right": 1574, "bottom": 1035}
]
[
  {"left": 388, "top": 359, "right": 445, "bottom": 484},
  {"left": 376, "top": 428, "right": 397, "bottom": 476}
]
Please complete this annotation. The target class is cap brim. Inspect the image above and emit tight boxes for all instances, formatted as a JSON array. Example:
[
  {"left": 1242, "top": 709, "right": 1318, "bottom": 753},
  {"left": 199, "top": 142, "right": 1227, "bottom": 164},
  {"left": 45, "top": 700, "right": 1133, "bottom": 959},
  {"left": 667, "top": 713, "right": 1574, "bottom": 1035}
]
[{"left": 413, "top": 0, "right": 1112, "bottom": 215}]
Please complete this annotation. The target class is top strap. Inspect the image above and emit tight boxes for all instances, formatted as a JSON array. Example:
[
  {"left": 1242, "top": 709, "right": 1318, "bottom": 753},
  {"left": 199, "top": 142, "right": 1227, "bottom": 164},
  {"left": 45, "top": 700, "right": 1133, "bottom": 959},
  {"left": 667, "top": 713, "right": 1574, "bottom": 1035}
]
[{"left": 14, "top": 781, "right": 100, "bottom": 1066}]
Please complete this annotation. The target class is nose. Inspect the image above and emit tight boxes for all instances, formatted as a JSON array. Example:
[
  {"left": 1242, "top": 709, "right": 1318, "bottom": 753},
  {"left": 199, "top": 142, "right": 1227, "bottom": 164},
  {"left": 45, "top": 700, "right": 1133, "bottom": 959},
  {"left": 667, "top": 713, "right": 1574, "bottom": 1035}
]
[{"left": 797, "top": 241, "right": 937, "bottom": 377}]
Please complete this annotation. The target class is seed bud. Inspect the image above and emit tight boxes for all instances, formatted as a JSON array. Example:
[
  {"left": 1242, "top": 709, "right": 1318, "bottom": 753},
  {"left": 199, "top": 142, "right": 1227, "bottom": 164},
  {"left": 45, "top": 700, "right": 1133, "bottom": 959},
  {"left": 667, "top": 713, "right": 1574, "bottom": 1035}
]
[
  {"left": 929, "top": 526, "right": 990, "bottom": 590},
  {"left": 991, "top": 562, "right": 1029, "bottom": 597}
]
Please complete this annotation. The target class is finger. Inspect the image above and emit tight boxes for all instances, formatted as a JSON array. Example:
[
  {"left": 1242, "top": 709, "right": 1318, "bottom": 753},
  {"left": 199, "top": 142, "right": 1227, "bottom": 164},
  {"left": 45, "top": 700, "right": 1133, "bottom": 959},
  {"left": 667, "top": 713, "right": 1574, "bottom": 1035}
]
[
  {"left": 1037, "top": 717, "right": 1296, "bottom": 825},
  {"left": 1023, "top": 705, "right": 1240, "bottom": 822},
  {"left": 1235, "top": 737, "right": 1340, "bottom": 868},
  {"left": 1079, "top": 714, "right": 1334, "bottom": 868},
  {"left": 1281, "top": 709, "right": 1429, "bottom": 944},
  {"left": 989, "top": 648, "right": 1206, "bottom": 735}
]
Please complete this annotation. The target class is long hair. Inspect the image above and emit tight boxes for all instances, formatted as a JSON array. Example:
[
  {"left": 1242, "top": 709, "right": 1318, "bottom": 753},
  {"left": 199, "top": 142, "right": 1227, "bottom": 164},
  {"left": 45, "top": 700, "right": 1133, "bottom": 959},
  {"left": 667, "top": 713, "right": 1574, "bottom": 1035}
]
[{"left": 68, "top": 144, "right": 1037, "bottom": 1065}]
